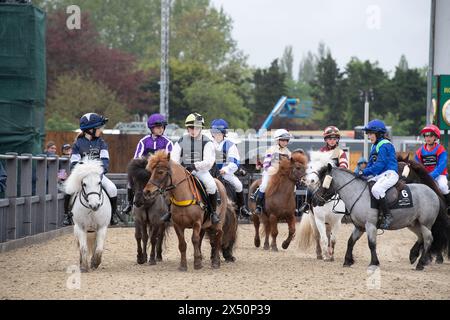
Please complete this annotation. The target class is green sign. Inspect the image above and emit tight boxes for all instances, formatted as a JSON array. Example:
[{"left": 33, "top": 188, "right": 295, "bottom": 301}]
[{"left": 436, "top": 75, "right": 450, "bottom": 130}]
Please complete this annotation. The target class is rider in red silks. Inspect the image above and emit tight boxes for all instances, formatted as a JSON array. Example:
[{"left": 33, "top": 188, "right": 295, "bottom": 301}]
[{"left": 415, "top": 124, "right": 450, "bottom": 205}]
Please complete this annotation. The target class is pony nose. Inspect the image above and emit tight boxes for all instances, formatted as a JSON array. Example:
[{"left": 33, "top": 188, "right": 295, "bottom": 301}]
[{"left": 90, "top": 204, "right": 100, "bottom": 211}]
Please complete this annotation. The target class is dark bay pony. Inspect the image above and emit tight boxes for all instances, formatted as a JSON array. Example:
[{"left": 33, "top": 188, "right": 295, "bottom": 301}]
[
  {"left": 248, "top": 152, "right": 307, "bottom": 251},
  {"left": 143, "top": 151, "right": 237, "bottom": 271},
  {"left": 127, "top": 158, "right": 169, "bottom": 265},
  {"left": 397, "top": 155, "right": 450, "bottom": 264}
]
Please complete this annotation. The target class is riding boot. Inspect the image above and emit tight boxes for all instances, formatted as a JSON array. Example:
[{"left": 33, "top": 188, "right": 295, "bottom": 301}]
[
  {"left": 122, "top": 188, "right": 134, "bottom": 215},
  {"left": 445, "top": 193, "right": 450, "bottom": 207},
  {"left": 109, "top": 196, "right": 119, "bottom": 226},
  {"left": 255, "top": 191, "right": 265, "bottom": 215},
  {"left": 62, "top": 193, "right": 73, "bottom": 226},
  {"left": 236, "top": 191, "right": 251, "bottom": 218},
  {"left": 378, "top": 197, "right": 393, "bottom": 229},
  {"left": 208, "top": 192, "right": 220, "bottom": 224}
]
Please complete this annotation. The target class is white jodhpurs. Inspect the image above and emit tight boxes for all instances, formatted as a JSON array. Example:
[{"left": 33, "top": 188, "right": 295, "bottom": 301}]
[
  {"left": 259, "top": 172, "right": 271, "bottom": 193},
  {"left": 222, "top": 173, "right": 243, "bottom": 193},
  {"left": 435, "top": 175, "right": 449, "bottom": 195},
  {"left": 102, "top": 175, "right": 117, "bottom": 197},
  {"left": 194, "top": 170, "right": 217, "bottom": 194},
  {"left": 369, "top": 170, "right": 399, "bottom": 200}
]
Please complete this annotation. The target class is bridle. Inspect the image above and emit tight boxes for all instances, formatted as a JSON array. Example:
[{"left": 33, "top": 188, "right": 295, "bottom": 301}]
[
  {"left": 78, "top": 175, "right": 104, "bottom": 210},
  {"left": 146, "top": 164, "right": 189, "bottom": 197},
  {"left": 312, "top": 168, "right": 368, "bottom": 215}
]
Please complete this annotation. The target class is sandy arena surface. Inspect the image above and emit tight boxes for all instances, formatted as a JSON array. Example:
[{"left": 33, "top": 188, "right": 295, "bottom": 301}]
[{"left": 0, "top": 222, "right": 449, "bottom": 300}]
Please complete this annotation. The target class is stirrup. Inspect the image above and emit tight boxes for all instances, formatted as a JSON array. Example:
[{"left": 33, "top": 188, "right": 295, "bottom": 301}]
[{"left": 240, "top": 207, "right": 252, "bottom": 218}]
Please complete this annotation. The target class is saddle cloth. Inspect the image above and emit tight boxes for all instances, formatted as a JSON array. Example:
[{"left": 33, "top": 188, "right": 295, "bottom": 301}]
[{"left": 369, "top": 180, "right": 413, "bottom": 209}]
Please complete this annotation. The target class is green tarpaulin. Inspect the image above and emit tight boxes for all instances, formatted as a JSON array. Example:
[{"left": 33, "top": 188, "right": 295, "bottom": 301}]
[{"left": 0, "top": 3, "right": 46, "bottom": 155}]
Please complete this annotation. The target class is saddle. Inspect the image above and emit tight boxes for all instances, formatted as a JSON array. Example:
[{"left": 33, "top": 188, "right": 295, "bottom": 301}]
[{"left": 368, "top": 179, "right": 413, "bottom": 209}]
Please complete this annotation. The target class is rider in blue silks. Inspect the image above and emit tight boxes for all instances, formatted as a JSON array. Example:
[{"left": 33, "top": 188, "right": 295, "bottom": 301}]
[{"left": 358, "top": 119, "right": 398, "bottom": 229}]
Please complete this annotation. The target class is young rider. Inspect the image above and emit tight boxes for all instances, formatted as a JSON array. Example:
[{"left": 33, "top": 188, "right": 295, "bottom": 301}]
[
  {"left": 63, "top": 113, "right": 119, "bottom": 226},
  {"left": 210, "top": 119, "right": 251, "bottom": 218},
  {"left": 254, "top": 129, "right": 292, "bottom": 215},
  {"left": 320, "top": 126, "right": 349, "bottom": 169},
  {"left": 122, "top": 113, "right": 173, "bottom": 215},
  {"left": 358, "top": 119, "right": 398, "bottom": 229},
  {"left": 414, "top": 124, "right": 450, "bottom": 205},
  {"left": 165, "top": 113, "right": 220, "bottom": 224}
]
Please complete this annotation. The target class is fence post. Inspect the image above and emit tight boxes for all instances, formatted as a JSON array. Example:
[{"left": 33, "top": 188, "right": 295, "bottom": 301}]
[
  {"left": 35, "top": 156, "right": 47, "bottom": 234},
  {"left": 5, "top": 153, "right": 18, "bottom": 241},
  {"left": 47, "top": 157, "right": 58, "bottom": 231},
  {"left": 20, "top": 154, "right": 33, "bottom": 238}
]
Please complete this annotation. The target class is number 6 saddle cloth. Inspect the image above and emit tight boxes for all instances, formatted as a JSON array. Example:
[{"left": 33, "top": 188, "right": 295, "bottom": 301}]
[{"left": 369, "top": 180, "right": 413, "bottom": 209}]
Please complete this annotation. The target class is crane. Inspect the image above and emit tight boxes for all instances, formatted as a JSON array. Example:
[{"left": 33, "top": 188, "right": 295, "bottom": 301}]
[{"left": 257, "top": 96, "right": 313, "bottom": 136}]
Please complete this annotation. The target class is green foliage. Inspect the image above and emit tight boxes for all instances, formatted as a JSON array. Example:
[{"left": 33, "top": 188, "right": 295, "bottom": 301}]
[
  {"left": 46, "top": 73, "right": 130, "bottom": 129},
  {"left": 252, "top": 59, "right": 287, "bottom": 127},
  {"left": 183, "top": 80, "right": 251, "bottom": 129},
  {"left": 280, "top": 46, "right": 294, "bottom": 80},
  {"left": 45, "top": 115, "right": 78, "bottom": 131}
]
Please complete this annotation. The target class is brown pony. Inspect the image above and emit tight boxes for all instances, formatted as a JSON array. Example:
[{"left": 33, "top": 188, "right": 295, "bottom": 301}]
[
  {"left": 127, "top": 158, "right": 169, "bottom": 265},
  {"left": 143, "top": 151, "right": 237, "bottom": 271},
  {"left": 248, "top": 151, "right": 307, "bottom": 251}
]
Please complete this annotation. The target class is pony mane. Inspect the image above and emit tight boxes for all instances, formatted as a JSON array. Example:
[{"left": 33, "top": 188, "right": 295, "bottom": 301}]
[
  {"left": 309, "top": 151, "right": 333, "bottom": 169},
  {"left": 147, "top": 150, "right": 170, "bottom": 172},
  {"left": 266, "top": 154, "right": 306, "bottom": 197},
  {"left": 399, "top": 157, "right": 444, "bottom": 198},
  {"left": 64, "top": 158, "right": 104, "bottom": 194},
  {"left": 127, "top": 158, "right": 150, "bottom": 185}
]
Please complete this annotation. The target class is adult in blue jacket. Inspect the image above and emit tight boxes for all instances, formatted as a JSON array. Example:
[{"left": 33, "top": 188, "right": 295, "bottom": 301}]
[{"left": 358, "top": 119, "right": 398, "bottom": 229}]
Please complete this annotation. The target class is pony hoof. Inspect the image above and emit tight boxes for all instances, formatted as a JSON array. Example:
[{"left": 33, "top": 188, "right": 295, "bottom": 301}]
[
  {"left": 436, "top": 256, "right": 444, "bottom": 264},
  {"left": 415, "top": 264, "right": 425, "bottom": 271},
  {"left": 316, "top": 255, "right": 323, "bottom": 260},
  {"left": 80, "top": 267, "right": 89, "bottom": 273},
  {"left": 156, "top": 256, "right": 163, "bottom": 262},
  {"left": 194, "top": 263, "right": 203, "bottom": 270},
  {"left": 271, "top": 247, "right": 279, "bottom": 252},
  {"left": 178, "top": 266, "right": 188, "bottom": 272},
  {"left": 282, "top": 242, "right": 289, "bottom": 250},
  {"left": 343, "top": 259, "right": 354, "bottom": 267},
  {"left": 225, "top": 256, "right": 236, "bottom": 263},
  {"left": 211, "top": 263, "right": 220, "bottom": 269},
  {"left": 254, "top": 239, "right": 261, "bottom": 248},
  {"left": 137, "top": 255, "right": 146, "bottom": 265},
  {"left": 149, "top": 259, "right": 157, "bottom": 266}
]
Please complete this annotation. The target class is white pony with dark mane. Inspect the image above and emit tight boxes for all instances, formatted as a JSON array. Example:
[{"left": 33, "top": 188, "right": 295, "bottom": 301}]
[
  {"left": 298, "top": 151, "right": 344, "bottom": 261},
  {"left": 65, "top": 158, "right": 111, "bottom": 272}
]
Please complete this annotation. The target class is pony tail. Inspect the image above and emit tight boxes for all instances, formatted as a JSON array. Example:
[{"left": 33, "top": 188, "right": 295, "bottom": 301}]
[
  {"left": 298, "top": 213, "right": 315, "bottom": 250},
  {"left": 430, "top": 198, "right": 449, "bottom": 255}
]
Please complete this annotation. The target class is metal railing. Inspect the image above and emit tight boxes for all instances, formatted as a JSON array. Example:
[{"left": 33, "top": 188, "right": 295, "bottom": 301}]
[
  {"left": 0, "top": 152, "right": 264, "bottom": 244},
  {"left": 0, "top": 153, "right": 70, "bottom": 243}
]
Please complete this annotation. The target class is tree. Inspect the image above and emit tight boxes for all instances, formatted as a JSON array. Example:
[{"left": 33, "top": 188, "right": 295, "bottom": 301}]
[
  {"left": 46, "top": 73, "right": 130, "bottom": 129},
  {"left": 183, "top": 80, "right": 251, "bottom": 129},
  {"left": 46, "top": 10, "right": 153, "bottom": 114},
  {"left": 298, "top": 51, "right": 317, "bottom": 84},
  {"left": 398, "top": 54, "right": 409, "bottom": 71},
  {"left": 251, "top": 59, "right": 288, "bottom": 128},
  {"left": 310, "top": 52, "right": 343, "bottom": 127},
  {"left": 280, "top": 46, "right": 294, "bottom": 80}
]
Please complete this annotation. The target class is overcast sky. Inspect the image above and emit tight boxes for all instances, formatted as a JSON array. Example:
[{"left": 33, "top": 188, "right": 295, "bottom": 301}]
[{"left": 210, "top": 0, "right": 431, "bottom": 77}]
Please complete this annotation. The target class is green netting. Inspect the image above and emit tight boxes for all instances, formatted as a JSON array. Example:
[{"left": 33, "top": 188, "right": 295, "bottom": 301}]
[{"left": 0, "top": 4, "right": 46, "bottom": 155}]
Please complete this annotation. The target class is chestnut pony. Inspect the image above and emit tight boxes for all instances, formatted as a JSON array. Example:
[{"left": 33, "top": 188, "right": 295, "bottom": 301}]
[
  {"left": 143, "top": 151, "right": 237, "bottom": 271},
  {"left": 248, "top": 151, "right": 307, "bottom": 251}
]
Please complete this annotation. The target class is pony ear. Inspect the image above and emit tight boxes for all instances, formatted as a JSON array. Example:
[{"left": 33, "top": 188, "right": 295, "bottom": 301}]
[{"left": 327, "top": 162, "right": 333, "bottom": 172}]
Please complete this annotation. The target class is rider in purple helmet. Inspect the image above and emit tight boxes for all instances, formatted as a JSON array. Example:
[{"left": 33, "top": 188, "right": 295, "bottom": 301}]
[{"left": 123, "top": 113, "right": 173, "bottom": 215}]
